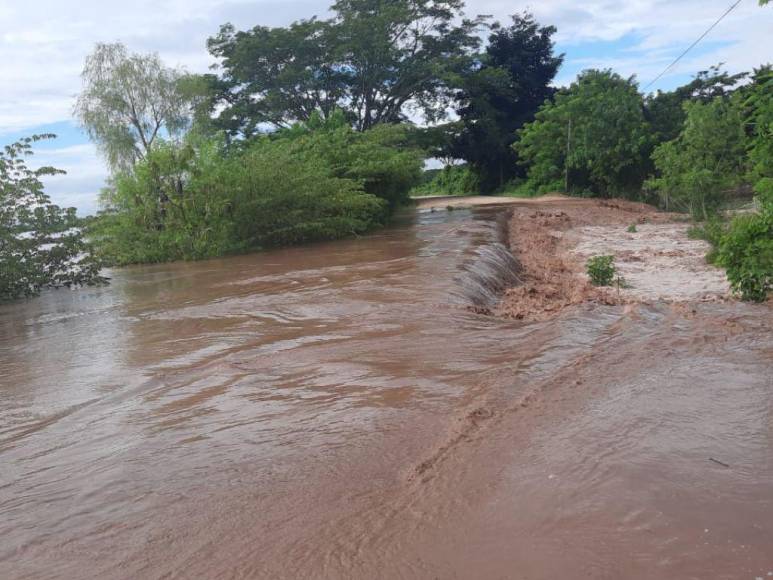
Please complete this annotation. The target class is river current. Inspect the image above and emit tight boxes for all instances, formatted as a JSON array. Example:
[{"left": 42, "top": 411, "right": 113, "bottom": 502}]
[{"left": 1, "top": 205, "right": 771, "bottom": 579}]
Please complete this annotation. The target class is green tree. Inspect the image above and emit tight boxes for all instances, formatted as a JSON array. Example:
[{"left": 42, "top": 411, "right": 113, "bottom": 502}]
[
  {"left": 205, "top": 18, "right": 347, "bottom": 135},
  {"left": 92, "top": 133, "right": 389, "bottom": 265},
  {"left": 744, "top": 66, "right": 773, "bottom": 193},
  {"left": 75, "top": 43, "right": 193, "bottom": 172},
  {"left": 1, "top": 136, "right": 103, "bottom": 301},
  {"left": 205, "top": 0, "right": 486, "bottom": 136},
  {"left": 716, "top": 184, "right": 772, "bottom": 302},
  {"left": 645, "top": 65, "right": 747, "bottom": 144},
  {"left": 90, "top": 113, "right": 423, "bottom": 265},
  {"left": 713, "top": 64, "right": 773, "bottom": 302},
  {"left": 451, "top": 13, "right": 563, "bottom": 191},
  {"left": 515, "top": 69, "right": 651, "bottom": 197},
  {"left": 647, "top": 96, "right": 747, "bottom": 218},
  {"left": 276, "top": 111, "right": 424, "bottom": 207}
]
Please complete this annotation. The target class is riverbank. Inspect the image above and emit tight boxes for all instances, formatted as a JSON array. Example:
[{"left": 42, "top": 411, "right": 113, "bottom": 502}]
[{"left": 496, "top": 197, "right": 732, "bottom": 320}]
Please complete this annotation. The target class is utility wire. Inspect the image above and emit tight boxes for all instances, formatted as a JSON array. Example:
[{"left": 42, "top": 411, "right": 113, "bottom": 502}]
[{"left": 643, "top": 0, "right": 745, "bottom": 91}]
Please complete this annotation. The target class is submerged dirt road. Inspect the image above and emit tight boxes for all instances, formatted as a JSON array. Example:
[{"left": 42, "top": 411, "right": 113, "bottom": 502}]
[{"left": 1, "top": 200, "right": 771, "bottom": 579}]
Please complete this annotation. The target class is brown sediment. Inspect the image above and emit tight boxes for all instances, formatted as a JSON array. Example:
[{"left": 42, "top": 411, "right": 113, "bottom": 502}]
[{"left": 497, "top": 197, "right": 729, "bottom": 320}]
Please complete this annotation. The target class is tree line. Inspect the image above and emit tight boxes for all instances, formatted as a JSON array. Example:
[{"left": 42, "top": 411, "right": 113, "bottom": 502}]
[{"left": 1, "top": 0, "right": 770, "bottom": 301}]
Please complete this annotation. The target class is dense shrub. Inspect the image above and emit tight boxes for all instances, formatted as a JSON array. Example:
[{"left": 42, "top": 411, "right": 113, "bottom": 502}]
[
  {"left": 515, "top": 70, "right": 651, "bottom": 199},
  {"left": 411, "top": 165, "right": 479, "bottom": 196},
  {"left": 275, "top": 112, "right": 424, "bottom": 208},
  {"left": 716, "top": 184, "right": 772, "bottom": 301},
  {"left": 91, "top": 131, "right": 391, "bottom": 265},
  {"left": 646, "top": 97, "right": 747, "bottom": 219}
]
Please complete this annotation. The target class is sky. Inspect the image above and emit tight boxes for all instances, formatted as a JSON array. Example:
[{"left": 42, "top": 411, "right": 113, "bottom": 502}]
[{"left": 0, "top": 0, "right": 771, "bottom": 214}]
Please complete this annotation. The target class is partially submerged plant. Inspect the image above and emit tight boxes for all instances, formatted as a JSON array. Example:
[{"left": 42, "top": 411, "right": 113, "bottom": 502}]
[
  {"left": 586, "top": 255, "right": 616, "bottom": 286},
  {"left": 627, "top": 223, "right": 637, "bottom": 233}
]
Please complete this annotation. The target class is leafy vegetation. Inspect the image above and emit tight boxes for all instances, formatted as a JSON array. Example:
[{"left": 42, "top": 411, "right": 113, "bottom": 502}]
[
  {"left": 203, "top": 0, "right": 486, "bottom": 136},
  {"left": 90, "top": 114, "right": 422, "bottom": 265},
  {"left": 586, "top": 255, "right": 616, "bottom": 286},
  {"left": 646, "top": 96, "right": 747, "bottom": 219},
  {"left": 75, "top": 43, "right": 198, "bottom": 172},
  {"left": 716, "top": 191, "right": 772, "bottom": 301},
  {"left": 515, "top": 70, "right": 651, "bottom": 198},
  {"left": 713, "top": 67, "right": 773, "bottom": 301},
  {"left": 411, "top": 165, "right": 479, "bottom": 197},
  {"left": 449, "top": 13, "right": 563, "bottom": 192},
  {"left": 1, "top": 136, "right": 103, "bottom": 301}
]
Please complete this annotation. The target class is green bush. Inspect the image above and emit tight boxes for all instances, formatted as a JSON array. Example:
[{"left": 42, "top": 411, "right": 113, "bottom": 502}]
[
  {"left": 91, "top": 131, "right": 390, "bottom": 265},
  {"left": 627, "top": 223, "right": 637, "bottom": 233},
  {"left": 515, "top": 70, "right": 651, "bottom": 199},
  {"left": 716, "top": 183, "right": 772, "bottom": 301},
  {"left": 687, "top": 216, "right": 726, "bottom": 264},
  {"left": 411, "top": 164, "right": 479, "bottom": 197},
  {"left": 646, "top": 97, "right": 747, "bottom": 218},
  {"left": 275, "top": 112, "right": 424, "bottom": 208},
  {"left": 1, "top": 135, "right": 104, "bottom": 300},
  {"left": 586, "top": 255, "right": 616, "bottom": 286}
]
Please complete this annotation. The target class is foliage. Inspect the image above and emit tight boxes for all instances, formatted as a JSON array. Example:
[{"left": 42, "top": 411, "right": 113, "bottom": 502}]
[
  {"left": 646, "top": 96, "right": 747, "bottom": 219},
  {"left": 644, "top": 65, "right": 747, "bottom": 144},
  {"left": 586, "top": 255, "right": 616, "bottom": 286},
  {"left": 1, "top": 136, "right": 103, "bottom": 301},
  {"left": 205, "top": 0, "right": 486, "bottom": 136},
  {"left": 274, "top": 112, "right": 423, "bottom": 208},
  {"left": 411, "top": 165, "right": 479, "bottom": 196},
  {"left": 744, "top": 67, "right": 773, "bottom": 189},
  {"left": 90, "top": 116, "right": 423, "bottom": 265},
  {"left": 516, "top": 70, "right": 651, "bottom": 198},
  {"left": 627, "top": 223, "right": 637, "bottom": 233},
  {"left": 716, "top": 185, "right": 772, "bottom": 301},
  {"left": 450, "top": 13, "right": 563, "bottom": 191},
  {"left": 75, "top": 43, "right": 193, "bottom": 172}
]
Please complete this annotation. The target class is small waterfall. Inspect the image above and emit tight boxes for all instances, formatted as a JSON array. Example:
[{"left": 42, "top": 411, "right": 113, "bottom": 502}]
[{"left": 455, "top": 212, "right": 522, "bottom": 312}]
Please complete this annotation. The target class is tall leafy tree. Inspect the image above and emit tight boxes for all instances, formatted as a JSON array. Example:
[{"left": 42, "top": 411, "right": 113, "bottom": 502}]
[
  {"left": 205, "top": 0, "right": 486, "bottom": 136},
  {"left": 75, "top": 43, "right": 193, "bottom": 172},
  {"left": 646, "top": 96, "right": 747, "bottom": 218},
  {"left": 1, "top": 136, "right": 103, "bottom": 301},
  {"left": 744, "top": 66, "right": 773, "bottom": 194},
  {"left": 645, "top": 65, "right": 747, "bottom": 144},
  {"left": 206, "top": 18, "right": 348, "bottom": 135},
  {"left": 451, "top": 13, "right": 563, "bottom": 191},
  {"left": 516, "top": 69, "right": 651, "bottom": 197}
]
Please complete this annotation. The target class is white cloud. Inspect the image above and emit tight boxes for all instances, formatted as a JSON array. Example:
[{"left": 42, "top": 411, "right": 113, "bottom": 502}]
[{"left": 29, "top": 144, "right": 107, "bottom": 215}]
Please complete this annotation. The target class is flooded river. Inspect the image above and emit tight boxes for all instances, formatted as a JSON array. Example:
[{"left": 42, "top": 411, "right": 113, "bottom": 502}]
[{"left": 1, "top": 205, "right": 771, "bottom": 579}]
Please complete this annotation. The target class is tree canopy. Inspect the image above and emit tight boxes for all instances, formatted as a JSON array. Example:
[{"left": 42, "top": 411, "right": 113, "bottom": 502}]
[
  {"left": 515, "top": 70, "right": 651, "bottom": 197},
  {"left": 205, "top": 0, "right": 486, "bottom": 136},
  {"left": 1, "top": 136, "right": 103, "bottom": 301},
  {"left": 75, "top": 43, "right": 194, "bottom": 172},
  {"left": 647, "top": 96, "right": 747, "bottom": 218},
  {"left": 450, "top": 13, "right": 563, "bottom": 191}
]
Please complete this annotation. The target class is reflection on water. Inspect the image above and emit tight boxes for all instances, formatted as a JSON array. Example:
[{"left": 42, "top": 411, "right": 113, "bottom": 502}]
[{"left": 1, "top": 205, "right": 771, "bottom": 579}]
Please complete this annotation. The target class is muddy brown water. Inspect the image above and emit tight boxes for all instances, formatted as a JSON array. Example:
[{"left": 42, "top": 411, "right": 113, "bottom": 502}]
[{"left": 1, "top": 205, "right": 771, "bottom": 579}]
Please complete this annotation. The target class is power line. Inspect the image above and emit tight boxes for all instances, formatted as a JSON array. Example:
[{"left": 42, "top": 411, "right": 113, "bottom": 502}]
[{"left": 643, "top": 0, "right": 745, "bottom": 91}]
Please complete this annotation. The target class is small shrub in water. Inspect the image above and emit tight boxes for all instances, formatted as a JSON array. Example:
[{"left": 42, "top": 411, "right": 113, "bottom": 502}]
[
  {"left": 627, "top": 223, "right": 637, "bottom": 233},
  {"left": 586, "top": 255, "right": 616, "bottom": 286}
]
